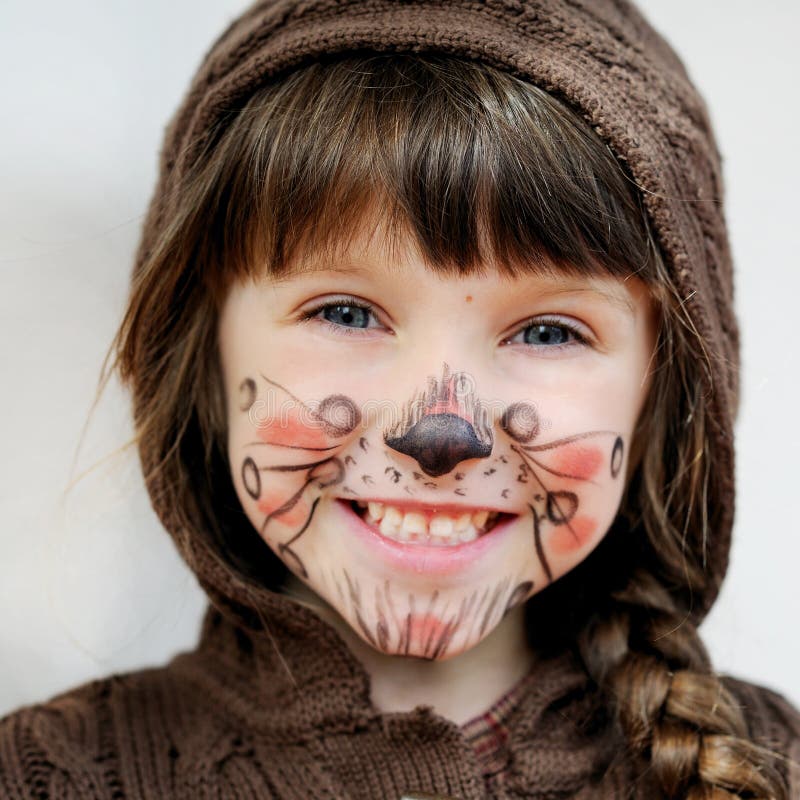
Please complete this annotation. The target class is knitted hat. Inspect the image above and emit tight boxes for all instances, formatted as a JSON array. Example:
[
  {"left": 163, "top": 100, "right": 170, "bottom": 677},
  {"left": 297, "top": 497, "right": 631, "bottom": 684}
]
[{"left": 134, "top": 0, "right": 737, "bottom": 629}]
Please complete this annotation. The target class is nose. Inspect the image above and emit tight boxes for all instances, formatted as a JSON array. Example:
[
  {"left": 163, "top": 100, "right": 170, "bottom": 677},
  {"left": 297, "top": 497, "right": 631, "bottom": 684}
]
[{"left": 384, "top": 412, "right": 493, "bottom": 478}]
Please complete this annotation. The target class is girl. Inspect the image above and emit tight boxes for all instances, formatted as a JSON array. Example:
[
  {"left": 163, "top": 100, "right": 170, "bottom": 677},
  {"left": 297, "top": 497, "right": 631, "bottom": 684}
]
[{"left": 1, "top": 1, "right": 798, "bottom": 798}]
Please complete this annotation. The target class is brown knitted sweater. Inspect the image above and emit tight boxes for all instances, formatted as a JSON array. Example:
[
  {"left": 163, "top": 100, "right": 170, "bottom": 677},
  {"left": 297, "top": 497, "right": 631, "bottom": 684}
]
[
  {"left": 2, "top": 1, "right": 799, "bottom": 798},
  {"left": 0, "top": 600, "right": 798, "bottom": 798}
]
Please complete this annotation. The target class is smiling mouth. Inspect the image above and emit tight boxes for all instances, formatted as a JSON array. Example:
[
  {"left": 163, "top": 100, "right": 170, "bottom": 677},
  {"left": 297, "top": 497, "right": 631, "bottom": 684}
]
[{"left": 343, "top": 498, "right": 516, "bottom": 547}]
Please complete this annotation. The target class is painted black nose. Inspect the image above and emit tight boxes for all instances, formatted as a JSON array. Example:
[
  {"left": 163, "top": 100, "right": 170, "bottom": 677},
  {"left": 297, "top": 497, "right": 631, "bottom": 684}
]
[{"left": 384, "top": 412, "right": 493, "bottom": 478}]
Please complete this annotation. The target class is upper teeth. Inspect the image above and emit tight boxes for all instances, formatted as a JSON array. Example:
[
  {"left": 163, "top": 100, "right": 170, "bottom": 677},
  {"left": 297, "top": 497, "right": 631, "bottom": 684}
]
[{"left": 355, "top": 501, "right": 498, "bottom": 545}]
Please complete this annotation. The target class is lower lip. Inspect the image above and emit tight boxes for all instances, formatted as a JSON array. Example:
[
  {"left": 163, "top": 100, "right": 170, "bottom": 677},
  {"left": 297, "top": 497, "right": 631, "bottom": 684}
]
[{"left": 334, "top": 498, "right": 518, "bottom": 577}]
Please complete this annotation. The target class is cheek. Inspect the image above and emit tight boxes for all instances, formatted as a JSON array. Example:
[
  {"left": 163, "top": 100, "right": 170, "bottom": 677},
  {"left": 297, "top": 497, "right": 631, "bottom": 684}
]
[
  {"left": 256, "top": 489, "right": 311, "bottom": 528},
  {"left": 551, "top": 443, "right": 604, "bottom": 481},
  {"left": 543, "top": 469, "right": 627, "bottom": 582},
  {"left": 548, "top": 514, "right": 598, "bottom": 556},
  {"left": 226, "top": 374, "right": 362, "bottom": 556},
  {"left": 256, "top": 413, "right": 331, "bottom": 450},
  {"left": 235, "top": 452, "right": 312, "bottom": 536}
]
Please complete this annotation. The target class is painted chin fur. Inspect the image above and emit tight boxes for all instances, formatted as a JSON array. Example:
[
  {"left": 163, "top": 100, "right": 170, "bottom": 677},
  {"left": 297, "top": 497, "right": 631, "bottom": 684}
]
[{"left": 325, "top": 558, "right": 534, "bottom": 660}]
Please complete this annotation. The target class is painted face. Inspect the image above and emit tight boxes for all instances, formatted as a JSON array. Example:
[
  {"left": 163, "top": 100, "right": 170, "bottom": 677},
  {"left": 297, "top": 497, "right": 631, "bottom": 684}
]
[{"left": 218, "top": 219, "right": 657, "bottom": 661}]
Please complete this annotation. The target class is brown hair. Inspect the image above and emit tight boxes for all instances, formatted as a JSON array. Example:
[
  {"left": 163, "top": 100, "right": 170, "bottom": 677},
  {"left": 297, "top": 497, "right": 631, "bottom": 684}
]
[{"left": 104, "top": 54, "right": 787, "bottom": 798}]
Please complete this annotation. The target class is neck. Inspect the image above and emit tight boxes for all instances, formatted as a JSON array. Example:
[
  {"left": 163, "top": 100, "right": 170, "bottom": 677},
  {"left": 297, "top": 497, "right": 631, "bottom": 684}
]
[{"left": 280, "top": 574, "right": 537, "bottom": 726}]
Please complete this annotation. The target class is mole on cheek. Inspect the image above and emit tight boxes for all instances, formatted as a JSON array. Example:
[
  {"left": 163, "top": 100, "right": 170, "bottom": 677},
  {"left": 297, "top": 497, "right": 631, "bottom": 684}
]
[
  {"left": 258, "top": 490, "right": 311, "bottom": 528},
  {"left": 256, "top": 412, "right": 330, "bottom": 450},
  {"left": 552, "top": 444, "right": 603, "bottom": 481},
  {"left": 549, "top": 515, "right": 597, "bottom": 556},
  {"left": 465, "top": 295, "right": 472, "bottom": 303}
]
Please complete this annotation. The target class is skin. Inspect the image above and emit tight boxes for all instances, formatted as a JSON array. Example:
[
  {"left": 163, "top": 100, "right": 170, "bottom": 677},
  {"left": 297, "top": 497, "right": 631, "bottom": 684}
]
[{"left": 218, "top": 216, "right": 657, "bottom": 724}]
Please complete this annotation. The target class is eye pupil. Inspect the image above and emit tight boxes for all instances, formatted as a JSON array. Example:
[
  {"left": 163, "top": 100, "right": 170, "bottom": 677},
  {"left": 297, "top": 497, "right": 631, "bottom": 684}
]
[
  {"left": 524, "top": 324, "right": 569, "bottom": 346},
  {"left": 325, "top": 304, "right": 368, "bottom": 328}
]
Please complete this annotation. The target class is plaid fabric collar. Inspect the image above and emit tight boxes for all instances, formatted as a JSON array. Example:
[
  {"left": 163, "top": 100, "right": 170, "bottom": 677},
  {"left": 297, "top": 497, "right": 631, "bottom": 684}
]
[{"left": 459, "top": 670, "right": 537, "bottom": 777}]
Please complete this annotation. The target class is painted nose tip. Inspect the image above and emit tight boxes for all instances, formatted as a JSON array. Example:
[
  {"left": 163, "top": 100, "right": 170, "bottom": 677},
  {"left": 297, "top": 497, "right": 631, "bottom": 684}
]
[{"left": 384, "top": 412, "right": 493, "bottom": 478}]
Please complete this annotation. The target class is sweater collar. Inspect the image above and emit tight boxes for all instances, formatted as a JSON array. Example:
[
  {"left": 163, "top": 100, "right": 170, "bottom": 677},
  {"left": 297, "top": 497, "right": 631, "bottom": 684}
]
[{"left": 171, "top": 596, "right": 626, "bottom": 797}]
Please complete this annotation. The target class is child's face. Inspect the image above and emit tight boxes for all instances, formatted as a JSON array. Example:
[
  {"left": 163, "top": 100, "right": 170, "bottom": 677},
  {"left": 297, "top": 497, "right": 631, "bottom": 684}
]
[{"left": 218, "top": 216, "right": 656, "bottom": 660}]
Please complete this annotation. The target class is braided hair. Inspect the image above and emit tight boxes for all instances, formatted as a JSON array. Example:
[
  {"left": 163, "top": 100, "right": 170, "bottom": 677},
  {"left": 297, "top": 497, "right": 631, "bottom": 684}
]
[{"left": 108, "top": 53, "right": 790, "bottom": 797}]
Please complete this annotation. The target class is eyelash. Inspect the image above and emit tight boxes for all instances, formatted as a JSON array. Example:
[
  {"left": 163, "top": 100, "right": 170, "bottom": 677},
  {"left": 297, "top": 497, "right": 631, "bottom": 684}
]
[
  {"left": 297, "top": 296, "right": 590, "bottom": 349},
  {"left": 297, "top": 297, "right": 376, "bottom": 338}
]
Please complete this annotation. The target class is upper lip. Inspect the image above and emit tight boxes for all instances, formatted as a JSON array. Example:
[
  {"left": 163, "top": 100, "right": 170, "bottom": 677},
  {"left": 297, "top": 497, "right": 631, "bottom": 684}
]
[{"left": 338, "top": 497, "right": 516, "bottom": 516}]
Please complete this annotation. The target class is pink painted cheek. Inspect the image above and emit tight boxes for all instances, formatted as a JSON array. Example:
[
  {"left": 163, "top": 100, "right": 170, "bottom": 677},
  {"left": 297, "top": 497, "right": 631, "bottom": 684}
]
[
  {"left": 257, "top": 490, "right": 311, "bottom": 528},
  {"left": 552, "top": 444, "right": 603, "bottom": 481},
  {"left": 256, "top": 412, "right": 330, "bottom": 450},
  {"left": 548, "top": 515, "right": 598, "bottom": 556}
]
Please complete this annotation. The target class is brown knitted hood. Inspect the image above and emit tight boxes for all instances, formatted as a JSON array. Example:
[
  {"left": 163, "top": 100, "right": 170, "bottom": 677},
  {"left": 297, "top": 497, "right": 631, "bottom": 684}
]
[{"left": 132, "top": 0, "right": 737, "bottom": 635}]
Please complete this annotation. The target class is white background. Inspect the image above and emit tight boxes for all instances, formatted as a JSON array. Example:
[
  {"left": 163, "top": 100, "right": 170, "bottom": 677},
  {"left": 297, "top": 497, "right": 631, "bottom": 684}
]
[{"left": 1, "top": 1, "right": 798, "bottom": 718}]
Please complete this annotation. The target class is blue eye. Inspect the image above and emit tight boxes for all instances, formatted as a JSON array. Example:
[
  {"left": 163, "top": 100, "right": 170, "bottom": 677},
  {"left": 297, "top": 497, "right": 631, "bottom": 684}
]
[
  {"left": 298, "top": 297, "right": 379, "bottom": 336},
  {"left": 321, "top": 303, "right": 372, "bottom": 329},
  {"left": 506, "top": 318, "right": 587, "bottom": 349},
  {"left": 300, "top": 299, "right": 588, "bottom": 349},
  {"left": 523, "top": 323, "right": 574, "bottom": 345}
]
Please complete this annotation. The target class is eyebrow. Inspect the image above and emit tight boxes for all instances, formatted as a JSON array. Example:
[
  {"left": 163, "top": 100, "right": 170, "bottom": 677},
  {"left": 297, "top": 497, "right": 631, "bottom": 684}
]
[
  {"left": 271, "top": 263, "right": 373, "bottom": 284},
  {"left": 275, "top": 263, "right": 639, "bottom": 316},
  {"left": 535, "top": 284, "right": 638, "bottom": 316}
]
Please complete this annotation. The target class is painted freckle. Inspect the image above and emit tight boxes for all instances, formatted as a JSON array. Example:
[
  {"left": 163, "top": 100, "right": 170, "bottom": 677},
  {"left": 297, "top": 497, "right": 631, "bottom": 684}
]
[
  {"left": 241, "top": 457, "right": 261, "bottom": 499},
  {"left": 315, "top": 394, "right": 361, "bottom": 436},
  {"left": 549, "top": 515, "right": 598, "bottom": 555},
  {"left": 552, "top": 444, "right": 604, "bottom": 481},
  {"left": 385, "top": 466, "right": 402, "bottom": 483},
  {"left": 610, "top": 436, "right": 624, "bottom": 478},
  {"left": 500, "top": 402, "right": 539, "bottom": 443},
  {"left": 238, "top": 378, "right": 257, "bottom": 412}
]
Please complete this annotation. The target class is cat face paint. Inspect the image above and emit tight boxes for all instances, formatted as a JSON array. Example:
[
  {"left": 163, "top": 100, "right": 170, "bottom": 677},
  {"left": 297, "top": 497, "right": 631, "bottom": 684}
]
[{"left": 218, "top": 224, "right": 657, "bottom": 661}]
